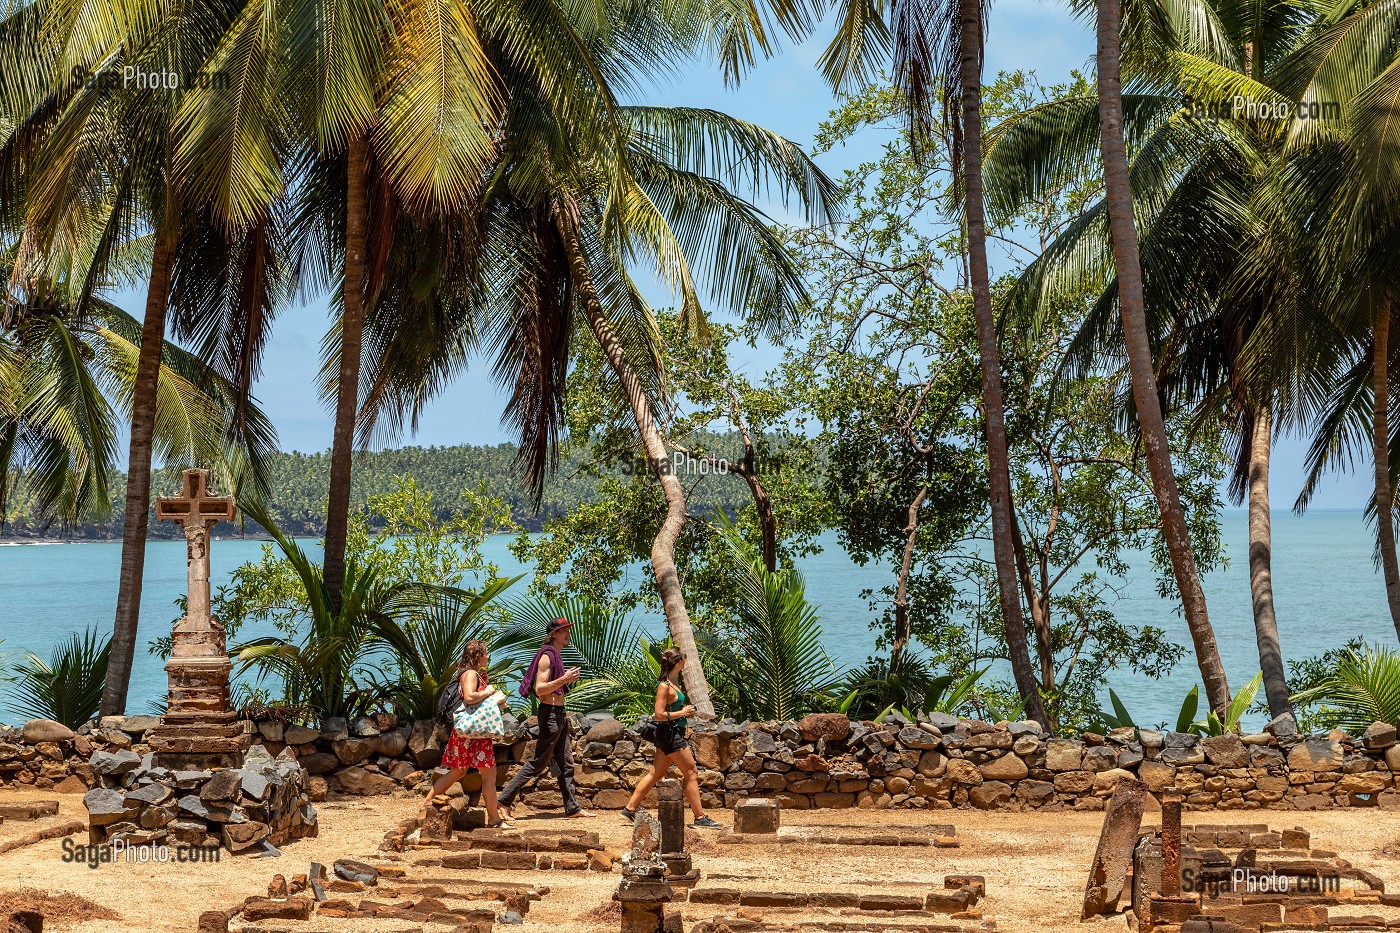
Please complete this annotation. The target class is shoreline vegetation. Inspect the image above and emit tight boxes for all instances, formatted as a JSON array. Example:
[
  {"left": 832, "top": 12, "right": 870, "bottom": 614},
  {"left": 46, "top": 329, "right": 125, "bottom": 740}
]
[{"left": 0, "top": 441, "right": 757, "bottom": 541}]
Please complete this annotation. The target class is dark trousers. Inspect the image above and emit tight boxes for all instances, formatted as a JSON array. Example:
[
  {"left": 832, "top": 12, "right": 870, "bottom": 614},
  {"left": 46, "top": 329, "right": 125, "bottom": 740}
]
[{"left": 498, "top": 703, "right": 580, "bottom": 814}]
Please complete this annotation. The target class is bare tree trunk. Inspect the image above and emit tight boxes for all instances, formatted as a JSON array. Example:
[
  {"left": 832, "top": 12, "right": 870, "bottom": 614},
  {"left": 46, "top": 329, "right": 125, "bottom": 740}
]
[
  {"left": 324, "top": 133, "right": 371, "bottom": 608},
  {"left": 891, "top": 485, "right": 929, "bottom": 670},
  {"left": 102, "top": 212, "right": 178, "bottom": 716},
  {"left": 558, "top": 219, "right": 715, "bottom": 715},
  {"left": 1372, "top": 308, "right": 1400, "bottom": 636},
  {"left": 1009, "top": 504, "right": 1056, "bottom": 694},
  {"left": 1095, "top": 0, "right": 1231, "bottom": 716},
  {"left": 959, "top": 0, "right": 1050, "bottom": 729},
  {"left": 1247, "top": 405, "right": 1291, "bottom": 718},
  {"left": 741, "top": 471, "right": 778, "bottom": 573}
]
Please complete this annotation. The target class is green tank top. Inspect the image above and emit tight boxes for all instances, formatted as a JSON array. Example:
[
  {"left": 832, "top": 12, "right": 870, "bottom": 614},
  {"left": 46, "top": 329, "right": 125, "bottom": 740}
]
[{"left": 663, "top": 679, "right": 687, "bottom": 730}]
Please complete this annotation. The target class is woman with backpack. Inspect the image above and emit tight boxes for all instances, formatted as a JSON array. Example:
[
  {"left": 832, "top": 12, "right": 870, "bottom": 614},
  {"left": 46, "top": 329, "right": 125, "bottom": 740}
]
[
  {"left": 619, "top": 648, "right": 721, "bottom": 828},
  {"left": 422, "top": 640, "right": 512, "bottom": 828}
]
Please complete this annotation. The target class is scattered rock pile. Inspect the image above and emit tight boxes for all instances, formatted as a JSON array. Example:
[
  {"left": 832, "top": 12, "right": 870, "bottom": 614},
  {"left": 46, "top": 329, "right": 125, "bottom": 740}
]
[{"left": 82, "top": 744, "right": 316, "bottom": 852}]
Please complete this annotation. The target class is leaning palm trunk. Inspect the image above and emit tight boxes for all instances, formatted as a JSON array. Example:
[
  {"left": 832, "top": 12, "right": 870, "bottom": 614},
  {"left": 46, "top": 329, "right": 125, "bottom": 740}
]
[
  {"left": 958, "top": 0, "right": 1050, "bottom": 729},
  {"left": 1095, "top": 0, "right": 1230, "bottom": 716},
  {"left": 102, "top": 215, "right": 178, "bottom": 716},
  {"left": 558, "top": 223, "right": 715, "bottom": 716},
  {"left": 324, "top": 133, "right": 372, "bottom": 608},
  {"left": 1372, "top": 307, "right": 1400, "bottom": 636},
  {"left": 1247, "top": 405, "right": 1291, "bottom": 718}
]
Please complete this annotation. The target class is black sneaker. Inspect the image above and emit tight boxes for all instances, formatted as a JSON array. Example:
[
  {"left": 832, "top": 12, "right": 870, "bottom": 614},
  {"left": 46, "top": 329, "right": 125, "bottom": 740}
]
[
  {"left": 693, "top": 816, "right": 722, "bottom": 829},
  {"left": 620, "top": 807, "right": 637, "bottom": 823}
]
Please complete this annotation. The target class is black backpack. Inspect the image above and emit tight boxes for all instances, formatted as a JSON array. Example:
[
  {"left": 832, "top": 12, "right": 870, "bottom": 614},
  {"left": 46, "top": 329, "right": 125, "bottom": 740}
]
[{"left": 435, "top": 674, "right": 463, "bottom": 729}]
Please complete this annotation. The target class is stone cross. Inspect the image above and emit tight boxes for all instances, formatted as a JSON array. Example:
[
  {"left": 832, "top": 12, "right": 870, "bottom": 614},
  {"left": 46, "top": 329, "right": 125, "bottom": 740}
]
[
  {"left": 156, "top": 469, "right": 236, "bottom": 632},
  {"left": 148, "top": 469, "right": 248, "bottom": 769}
]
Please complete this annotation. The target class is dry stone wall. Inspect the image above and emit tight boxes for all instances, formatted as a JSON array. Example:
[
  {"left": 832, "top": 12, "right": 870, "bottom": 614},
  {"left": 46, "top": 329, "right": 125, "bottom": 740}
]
[{"left": 7, "top": 712, "right": 1400, "bottom": 813}]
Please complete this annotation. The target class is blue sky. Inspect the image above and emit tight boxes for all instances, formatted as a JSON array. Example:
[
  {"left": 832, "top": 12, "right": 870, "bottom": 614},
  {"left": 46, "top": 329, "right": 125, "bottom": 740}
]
[{"left": 117, "top": 2, "right": 1371, "bottom": 509}]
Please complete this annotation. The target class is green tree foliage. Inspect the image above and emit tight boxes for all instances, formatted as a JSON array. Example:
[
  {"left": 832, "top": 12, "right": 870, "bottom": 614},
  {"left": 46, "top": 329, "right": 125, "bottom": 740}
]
[
  {"left": 1, "top": 443, "right": 759, "bottom": 539},
  {"left": 782, "top": 73, "right": 1228, "bottom": 731},
  {"left": 510, "top": 314, "right": 831, "bottom": 631}
]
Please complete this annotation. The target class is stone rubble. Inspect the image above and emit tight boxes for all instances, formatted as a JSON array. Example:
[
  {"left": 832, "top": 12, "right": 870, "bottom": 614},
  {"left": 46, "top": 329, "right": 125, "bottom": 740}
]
[{"left": 81, "top": 743, "right": 317, "bottom": 851}]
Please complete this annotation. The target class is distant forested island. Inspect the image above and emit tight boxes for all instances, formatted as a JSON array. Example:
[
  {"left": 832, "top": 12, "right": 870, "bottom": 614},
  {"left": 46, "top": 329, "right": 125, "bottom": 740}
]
[{"left": 0, "top": 442, "right": 756, "bottom": 540}]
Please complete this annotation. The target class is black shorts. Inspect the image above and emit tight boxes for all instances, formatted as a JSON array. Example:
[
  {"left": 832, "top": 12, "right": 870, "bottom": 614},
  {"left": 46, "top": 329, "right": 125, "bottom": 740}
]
[{"left": 656, "top": 724, "right": 690, "bottom": 755}]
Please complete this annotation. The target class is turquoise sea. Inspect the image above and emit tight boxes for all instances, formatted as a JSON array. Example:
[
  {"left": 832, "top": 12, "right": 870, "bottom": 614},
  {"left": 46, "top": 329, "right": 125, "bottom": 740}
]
[{"left": 0, "top": 509, "right": 1385, "bottom": 731}]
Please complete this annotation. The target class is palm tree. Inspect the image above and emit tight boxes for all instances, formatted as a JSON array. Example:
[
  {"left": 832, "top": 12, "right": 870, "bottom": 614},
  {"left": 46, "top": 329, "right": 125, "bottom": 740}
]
[
  {"left": 1090, "top": 0, "right": 1231, "bottom": 716},
  {"left": 232, "top": 500, "right": 399, "bottom": 720},
  {"left": 346, "top": 19, "right": 838, "bottom": 714},
  {"left": 1, "top": 281, "right": 275, "bottom": 528},
  {"left": 982, "top": 0, "right": 1320, "bottom": 718},
  {"left": 1267, "top": 0, "right": 1400, "bottom": 640},
  {"left": 4, "top": 626, "right": 111, "bottom": 729},
  {"left": 933, "top": 0, "right": 1052, "bottom": 728},
  {"left": 707, "top": 518, "right": 843, "bottom": 720},
  {"left": 0, "top": 0, "right": 292, "bottom": 714}
]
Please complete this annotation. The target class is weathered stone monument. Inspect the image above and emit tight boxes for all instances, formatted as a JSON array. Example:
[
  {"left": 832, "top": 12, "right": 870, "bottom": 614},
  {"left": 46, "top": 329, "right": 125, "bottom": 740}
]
[
  {"left": 1082, "top": 777, "right": 1146, "bottom": 918},
  {"left": 615, "top": 811, "right": 675, "bottom": 933},
  {"left": 146, "top": 469, "right": 251, "bottom": 770},
  {"left": 656, "top": 779, "right": 698, "bottom": 886}
]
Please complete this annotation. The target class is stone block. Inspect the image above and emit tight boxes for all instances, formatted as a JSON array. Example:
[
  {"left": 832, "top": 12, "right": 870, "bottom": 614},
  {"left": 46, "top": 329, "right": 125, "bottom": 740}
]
[
  {"left": 1054, "top": 770, "right": 1095, "bottom": 794},
  {"left": 1288, "top": 740, "right": 1343, "bottom": 772},
  {"left": 1045, "top": 739, "right": 1083, "bottom": 771},
  {"left": 241, "top": 897, "right": 313, "bottom": 922},
  {"left": 978, "top": 753, "right": 1028, "bottom": 781},
  {"left": 1201, "top": 735, "right": 1249, "bottom": 768},
  {"left": 858, "top": 894, "right": 924, "bottom": 910},
  {"left": 1139, "top": 760, "right": 1177, "bottom": 792},
  {"left": 968, "top": 781, "right": 1012, "bottom": 809}
]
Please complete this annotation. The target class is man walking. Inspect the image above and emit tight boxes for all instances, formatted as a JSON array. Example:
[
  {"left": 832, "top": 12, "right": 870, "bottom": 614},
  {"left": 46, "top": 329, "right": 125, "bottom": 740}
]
[{"left": 499, "top": 618, "right": 595, "bottom": 819}]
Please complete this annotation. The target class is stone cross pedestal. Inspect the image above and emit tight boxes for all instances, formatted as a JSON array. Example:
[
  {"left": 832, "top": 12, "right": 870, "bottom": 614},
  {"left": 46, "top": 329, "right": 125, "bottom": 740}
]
[
  {"left": 146, "top": 469, "right": 251, "bottom": 769},
  {"left": 616, "top": 811, "right": 673, "bottom": 933},
  {"left": 657, "top": 779, "right": 697, "bottom": 886}
]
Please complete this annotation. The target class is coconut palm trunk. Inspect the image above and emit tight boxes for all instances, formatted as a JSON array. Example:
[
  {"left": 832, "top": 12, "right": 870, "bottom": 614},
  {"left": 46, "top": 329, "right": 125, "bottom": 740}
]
[
  {"left": 1372, "top": 307, "right": 1400, "bottom": 637},
  {"left": 102, "top": 213, "right": 178, "bottom": 717},
  {"left": 558, "top": 219, "right": 715, "bottom": 716},
  {"left": 958, "top": 0, "right": 1050, "bottom": 729},
  {"left": 323, "top": 133, "right": 371, "bottom": 608},
  {"left": 102, "top": 210, "right": 180, "bottom": 714},
  {"left": 1247, "top": 405, "right": 1291, "bottom": 718},
  {"left": 1095, "top": 0, "right": 1231, "bottom": 716}
]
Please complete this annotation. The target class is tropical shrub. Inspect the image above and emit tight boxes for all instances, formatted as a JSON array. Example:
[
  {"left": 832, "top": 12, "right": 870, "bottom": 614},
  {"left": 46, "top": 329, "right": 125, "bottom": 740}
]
[
  {"left": 371, "top": 577, "right": 520, "bottom": 721},
  {"left": 1095, "top": 674, "right": 1263, "bottom": 736},
  {"left": 837, "top": 654, "right": 984, "bottom": 722},
  {"left": 5, "top": 626, "right": 111, "bottom": 728},
  {"left": 230, "top": 501, "right": 400, "bottom": 722},
  {"left": 1291, "top": 647, "right": 1400, "bottom": 734},
  {"left": 1262, "top": 639, "right": 1366, "bottom": 732},
  {"left": 704, "top": 520, "right": 843, "bottom": 721}
]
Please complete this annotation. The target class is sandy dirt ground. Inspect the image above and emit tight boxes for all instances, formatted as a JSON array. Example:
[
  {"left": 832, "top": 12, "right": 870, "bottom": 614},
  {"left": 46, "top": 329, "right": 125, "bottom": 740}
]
[{"left": 5, "top": 786, "right": 1400, "bottom": 932}]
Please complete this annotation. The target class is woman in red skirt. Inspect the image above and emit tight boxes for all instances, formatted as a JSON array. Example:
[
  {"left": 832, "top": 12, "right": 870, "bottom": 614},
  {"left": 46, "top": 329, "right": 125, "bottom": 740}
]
[{"left": 421, "top": 640, "right": 512, "bottom": 827}]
